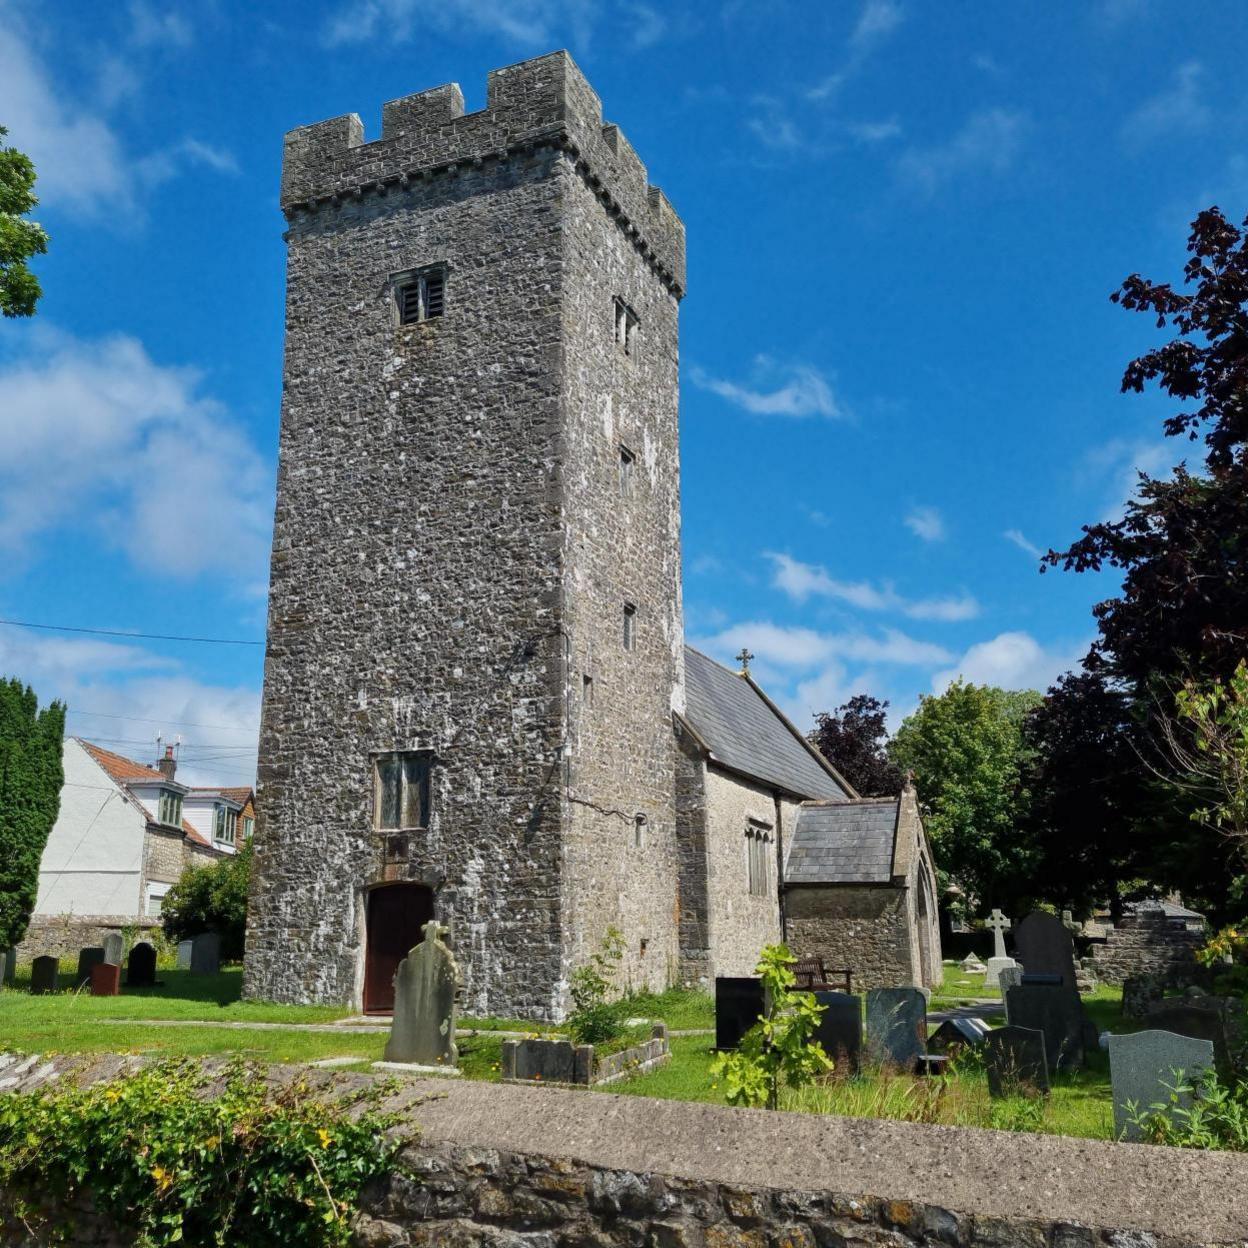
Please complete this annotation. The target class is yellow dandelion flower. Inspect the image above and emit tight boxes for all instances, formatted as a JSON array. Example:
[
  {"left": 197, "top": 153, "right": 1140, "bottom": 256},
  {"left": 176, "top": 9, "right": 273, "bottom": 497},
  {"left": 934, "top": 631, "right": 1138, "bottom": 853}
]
[
  {"left": 104, "top": 1089, "right": 122, "bottom": 1104},
  {"left": 151, "top": 1166, "right": 173, "bottom": 1192},
  {"left": 317, "top": 1128, "right": 333, "bottom": 1149}
]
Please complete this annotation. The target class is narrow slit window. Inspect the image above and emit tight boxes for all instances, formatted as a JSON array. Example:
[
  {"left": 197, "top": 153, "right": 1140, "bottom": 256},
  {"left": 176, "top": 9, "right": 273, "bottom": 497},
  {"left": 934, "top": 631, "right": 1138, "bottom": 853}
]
[
  {"left": 583, "top": 674, "right": 594, "bottom": 707},
  {"left": 396, "top": 269, "right": 446, "bottom": 325},
  {"left": 614, "top": 297, "right": 639, "bottom": 355},
  {"left": 619, "top": 445, "right": 635, "bottom": 496},
  {"left": 746, "top": 827, "right": 771, "bottom": 897},
  {"left": 623, "top": 603, "right": 636, "bottom": 651}
]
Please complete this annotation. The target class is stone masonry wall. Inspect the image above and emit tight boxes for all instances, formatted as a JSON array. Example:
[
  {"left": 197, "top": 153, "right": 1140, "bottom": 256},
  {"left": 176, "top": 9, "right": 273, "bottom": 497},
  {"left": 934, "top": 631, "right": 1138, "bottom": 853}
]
[
  {"left": 785, "top": 884, "right": 919, "bottom": 990},
  {"left": 673, "top": 727, "right": 710, "bottom": 986},
  {"left": 1090, "top": 912, "right": 1205, "bottom": 986},
  {"left": 13, "top": 915, "right": 163, "bottom": 963}
]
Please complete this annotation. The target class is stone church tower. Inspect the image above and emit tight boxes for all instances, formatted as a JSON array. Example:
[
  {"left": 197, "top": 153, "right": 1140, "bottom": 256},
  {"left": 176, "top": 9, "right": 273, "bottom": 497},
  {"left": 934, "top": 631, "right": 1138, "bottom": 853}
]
[{"left": 243, "top": 53, "right": 686, "bottom": 1020}]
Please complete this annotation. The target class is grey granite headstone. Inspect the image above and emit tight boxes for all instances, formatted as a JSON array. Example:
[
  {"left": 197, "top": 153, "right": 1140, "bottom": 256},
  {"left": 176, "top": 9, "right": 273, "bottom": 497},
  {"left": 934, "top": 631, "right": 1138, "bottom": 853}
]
[
  {"left": 383, "top": 920, "right": 460, "bottom": 1067},
  {"left": 1109, "top": 1029, "right": 1215, "bottom": 1141},
  {"left": 997, "top": 964, "right": 1024, "bottom": 994},
  {"left": 102, "top": 932, "right": 123, "bottom": 966},
  {"left": 30, "top": 955, "right": 58, "bottom": 995},
  {"left": 176, "top": 940, "right": 193, "bottom": 969},
  {"left": 75, "top": 946, "right": 104, "bottom": 989},
  {"left": 865, "top": 988, "right": 927, "bottom": 1069},
  {"left": 127, "top": 941, "right": 157, "bottom": 988},
  {"left": 1005, "top": 984, "right": 1084, "bottom": 1071},
  {"left": 812, "top": 991, "right": 862, "bottom": 1072},
  {"left": 1, "top": 948, "right": 15, "bottom": 985},
  {"left": 189, "top": 932, "right": 221, "bottom": 975},
  {"left": 984, "top": 1025, "right": 1050, "bottom": 1097}
]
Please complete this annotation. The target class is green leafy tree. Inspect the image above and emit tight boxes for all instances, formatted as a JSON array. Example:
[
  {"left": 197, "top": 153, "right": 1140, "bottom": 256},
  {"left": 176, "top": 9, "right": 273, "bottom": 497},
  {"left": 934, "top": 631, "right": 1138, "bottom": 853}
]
[
  {"left": 889, "top": 681, "right": 1041, "bottom": 909},
  {"left": 161, "top": 840, "right": 252, "bottom": 961},
  {"left": 710, "top": 944, "right": 831, "bottom": 1110},
  {"left": 0, "top": 679, "right": 65, "bottom": 949},
  {"left": 0, "top": 127, "right": 48, "bottom": 318}
]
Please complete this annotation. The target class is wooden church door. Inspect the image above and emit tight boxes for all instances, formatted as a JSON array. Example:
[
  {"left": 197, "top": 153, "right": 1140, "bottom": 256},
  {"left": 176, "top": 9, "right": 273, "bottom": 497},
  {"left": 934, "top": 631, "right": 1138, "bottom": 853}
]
[{"left": 363, "top": 883, "right": 433, "bottom": 1014}]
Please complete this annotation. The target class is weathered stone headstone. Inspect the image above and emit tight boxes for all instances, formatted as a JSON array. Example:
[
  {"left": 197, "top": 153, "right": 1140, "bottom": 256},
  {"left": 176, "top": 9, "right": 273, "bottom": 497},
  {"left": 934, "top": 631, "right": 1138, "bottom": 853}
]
[
  {"left": 30, "top": 956, "right": 58, "bottom": 995},
  {"left": 987, "top": 908, "right": 1011, "bottom": 960},
  {"left": 997, "top": 965, "right": 1024, "bottom": 994},
  {"left": 1014, "top": 911, "right": 1078, "bottom": 983},
  {"left": 984, "top": 1025, "right": 1050, "bottom": 1097},
  {"left": 176, "top": 940, "right": 193, "bottom": 969},
  {"left": 1145, "top": 1004, "right": 1232, "bottom": 1079},
  {"left": 1109, "top": 1029, "right": 1215, "bottom": 1141},
  {"left": 812, "top": 991, "right": 862, "bottom": 1072},
  {"left": 127, "top": 942, "right": 157, "bottom": 988},
  {"left": 928, "top": 1016, "right": 991, "bottom": 1054},
  {"left": 189, "top": 932, "right": 221, "bottom": 976},
  {"left": 90, "top": 962, "right": 121, "bottom": 996},
  {"left": 865, "top": 988, "right": 927, "bottom": 1069},
  {"left": 75, "top": 947, "right": 104, "bottom": 989},
  {"left": 383, "top": 920, "right": 460, "bottom": 1067},
  {"left": 715, "top": 977, "right": 764, "bottom": 1050},
  {"left": 102, "top": 932, "right": 123, "bottom": 966},
  {"left": 1122, "top": 975, "right": 1164, "bottom": 1020},
  {"left": 1, "top": 948, "right": 15, "bottom": 986},
  {"left": 1005, "top": 984, "right": 1084, "bottom": 1071}
]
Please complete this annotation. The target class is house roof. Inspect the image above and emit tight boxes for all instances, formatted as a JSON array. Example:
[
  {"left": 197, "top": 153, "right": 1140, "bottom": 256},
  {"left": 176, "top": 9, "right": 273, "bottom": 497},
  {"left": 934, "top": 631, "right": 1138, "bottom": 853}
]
[
  {"left": 784, "top": 798, "right": 900, "bottom": 885},
  {"left": 681, "top": 647, "right": 851, "bottom": 801},
  {"left": 187, "top": 785, "right": 252, "bottom": 809}
]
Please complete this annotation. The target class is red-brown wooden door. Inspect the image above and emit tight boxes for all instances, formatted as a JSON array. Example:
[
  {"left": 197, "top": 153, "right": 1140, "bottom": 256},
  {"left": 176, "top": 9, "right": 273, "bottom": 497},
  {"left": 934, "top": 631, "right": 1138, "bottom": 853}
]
[{"left": 363, "top": 883, "right": 433, "bottom": 1014}]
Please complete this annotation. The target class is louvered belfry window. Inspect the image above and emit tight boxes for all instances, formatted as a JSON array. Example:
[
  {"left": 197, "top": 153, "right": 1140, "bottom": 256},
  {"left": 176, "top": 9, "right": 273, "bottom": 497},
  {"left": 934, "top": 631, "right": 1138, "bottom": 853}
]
[{"left": 396, "top": 269, "right": 445, "bottom": 325}]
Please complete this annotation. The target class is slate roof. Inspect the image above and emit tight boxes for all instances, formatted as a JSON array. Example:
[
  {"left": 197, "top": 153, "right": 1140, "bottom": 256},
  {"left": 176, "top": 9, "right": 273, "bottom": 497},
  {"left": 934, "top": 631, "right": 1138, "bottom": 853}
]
[
  {"left": 784, "top": 799, "right": 900, "bottom": 885},
  {"left": 682, "top": 647, "right": 849, "bottom": 801}
]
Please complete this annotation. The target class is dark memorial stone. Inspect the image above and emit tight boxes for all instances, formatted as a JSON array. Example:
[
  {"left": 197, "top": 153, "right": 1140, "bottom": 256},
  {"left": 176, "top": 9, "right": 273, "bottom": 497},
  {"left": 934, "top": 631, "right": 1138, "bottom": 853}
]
[
  {"left": 715, "top": 977, "right": 764, "bottom": 1050},
  {"left": 127, "top": 942, "right": 158, "bottom": 988},
  {"left": 190, "top": 932, "right": 221, "bottom": 976},
  {"left": 90, "top": 962, "right": 121, "bottom": 996},
  {"left": 928, "top": 1016, "right": 991, "bottom": 1054},
  {"left": 502, "top": 1038, "right": 589, "bottom": 1084},
  {"left": 30, "top": 956, "right": 58, "bottom": 994},
  {"left": 813, "top": 991, "right": 862, "bottom": 1072},
  {"left": 865, "top": 988, "right": 927, "bottom": 1069},
  {"left": 1020, "top": 973, "right": 1063, "bottom": 987},
  {"left": 984, "top": 1025, "right": 1050, "bottom": 1098},
  {"left": 1, "top": 948, "right": 15, "bottom": 985},
  {"left": 1014, "top": 911, "right": 1078, "bottom": 983},
  {"left": 1146, "top": 1004, "right": 1233, "bottom": 1079},
  {"left": 75, "top": 947, "right": 104, "bottom": 989},
  {"left": 1005, "top": 984, "right": 1084, "bottom": 1071}
]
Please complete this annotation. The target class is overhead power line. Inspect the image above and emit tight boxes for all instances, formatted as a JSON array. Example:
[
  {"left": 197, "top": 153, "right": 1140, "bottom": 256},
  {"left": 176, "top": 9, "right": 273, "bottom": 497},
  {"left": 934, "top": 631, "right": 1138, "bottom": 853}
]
[
  {"left": 0, "top": 618, "right": 264, "bottom": 646},
  {"left": 66, "top": 708, "right": 251, "bottom": 732}
]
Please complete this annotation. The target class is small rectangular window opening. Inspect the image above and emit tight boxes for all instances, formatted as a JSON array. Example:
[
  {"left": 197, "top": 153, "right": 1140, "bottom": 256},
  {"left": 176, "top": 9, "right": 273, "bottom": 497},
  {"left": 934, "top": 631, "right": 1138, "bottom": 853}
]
[
  {"left": 634, "top": 813, "right": 647, "bottom": 849},
  {"left": 583, "top": 674, "right": 594, "bottom": 707},
  {"left": 397, "top": 269, "right": 445, "bottom": 325},
  {"left": 619, "top": 445, "right": 635, "bottom": 496},
  {"left": 614, "top": 298, "right": 639, "bottom": 355},
  {"left": 376, "top": 751, "right": 433, "bottom": 830},
  {"left": 623, "top": 603, "right": 636, "bottom": 651}
]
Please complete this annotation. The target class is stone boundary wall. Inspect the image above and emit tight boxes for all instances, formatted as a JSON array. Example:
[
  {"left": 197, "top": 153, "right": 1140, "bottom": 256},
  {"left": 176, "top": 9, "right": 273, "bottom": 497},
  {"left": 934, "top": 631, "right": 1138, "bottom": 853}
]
[
  {"left": 1090, "top": 912, "right": 1205, "bottom": 986},
  {"left": 3, "top": 1054, "right": 1248, "bottom": 1245},
  {"left": 12, "top": 916, "right": 163, "bottom": 963}
]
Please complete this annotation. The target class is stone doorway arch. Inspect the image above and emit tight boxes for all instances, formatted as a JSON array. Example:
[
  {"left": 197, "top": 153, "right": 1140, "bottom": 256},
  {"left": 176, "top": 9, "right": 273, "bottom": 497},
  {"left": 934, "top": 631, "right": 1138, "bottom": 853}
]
[{"left": 363, "top": 881, "right": 434, "bottom": 1014}]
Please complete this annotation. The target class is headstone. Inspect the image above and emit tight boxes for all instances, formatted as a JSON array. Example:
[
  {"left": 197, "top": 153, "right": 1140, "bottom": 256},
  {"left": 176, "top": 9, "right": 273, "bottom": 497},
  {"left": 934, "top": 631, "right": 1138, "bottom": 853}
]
[
  {"left": 501, "top": 1038, "right": 589, "bottom": 1084},
  {"left": 997, "top": 965, "right": 1024, "bottom": 994},
  {"left": 812, "top": 991, "right": 862, "bottom": 1072},
  {"left": 715, "top": 977, "right": 765, "bottom": 1050},
  {"left": 90, "top": 962, "right": 121, "bottom": 996},
  {"left": 383, "top": 920, "right": 460, "bottom": 1066},
  {"left": 1145, "top": 1004, "right": 1232, "bottom": 1079},
  {"left": 983, "top": 957, "right": 1020, "bottom": 990},
  {"left": 127, "top": 942, "right": 157, "bottom": 988},
  {"left": 1, "top": 948, "right": 15, "bottom": 986},
  {"left": 1014, "top": 911, "right": 1078, "bottom": 983},
  {"left": 984, "top": 1025, "right": 1050, "bottom": 1098},
  {"left": 176, "top": 940, "right": 193, "bottom": 969},
  {"left": 75, "top": 946, "right": 104, "bottom": 989},
  {"left": 865, "top": 988, "right": 927, "bottom": 1069},
  {"left": 30, "top": 956, "right": 58, "bottom": 995},
  {"left": 928, "top": 1016, "right": 991, "bottom": 1054},
  {"left": 1109, "top": 1029, "right": 1215, "bottom": 1141},
  {"left": 1005, "top": 984, "right": 1085, "bottom": 1071},
  {"left": 986, "top": 908, "right": 1011, "bottom": 959},
  {"left": 1020, "top": 972, "right": 1063, "bottom": 987},
  {"left": 102, "top": 932, "right": 123, "bottom": 966},
  {"left": 189, "top": 932, "right": 221, "bottom": 975},
  {"left": 959, "top": 953, "right": 987, "bottom": 974}
]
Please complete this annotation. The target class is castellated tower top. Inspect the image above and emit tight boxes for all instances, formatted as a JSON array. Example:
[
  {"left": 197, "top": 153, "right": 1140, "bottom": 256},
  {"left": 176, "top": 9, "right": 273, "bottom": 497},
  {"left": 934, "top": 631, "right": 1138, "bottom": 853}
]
[{"left": 280, "top": 50, "right": 686, "bottom": 296}]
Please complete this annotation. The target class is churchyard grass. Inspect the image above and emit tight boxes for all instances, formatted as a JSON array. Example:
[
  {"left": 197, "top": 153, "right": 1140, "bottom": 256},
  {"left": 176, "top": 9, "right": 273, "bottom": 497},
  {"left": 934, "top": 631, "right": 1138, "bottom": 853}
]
[{"left": 931, "top": 959, "right": 1003, "bottom": 1005}]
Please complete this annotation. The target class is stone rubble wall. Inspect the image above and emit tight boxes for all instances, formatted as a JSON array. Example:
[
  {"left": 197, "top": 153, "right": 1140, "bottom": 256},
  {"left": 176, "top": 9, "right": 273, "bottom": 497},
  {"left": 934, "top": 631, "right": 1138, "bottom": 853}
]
[
  {"left": 1089, "top": 913, "right": 1205, "bottom": 986},
  {"left": 12, "top": 915, "right": 163, "bottom": 964}
]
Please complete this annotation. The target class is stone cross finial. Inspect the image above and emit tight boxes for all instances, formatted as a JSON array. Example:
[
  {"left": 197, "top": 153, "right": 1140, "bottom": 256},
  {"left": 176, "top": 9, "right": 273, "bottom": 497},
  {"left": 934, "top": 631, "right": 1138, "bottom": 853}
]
[
  {"left": 986, "top": 908, "right": 1011, "bottom": 960},
  {"left": 736, "top": 648, "right": 754, "bottom": 674}
]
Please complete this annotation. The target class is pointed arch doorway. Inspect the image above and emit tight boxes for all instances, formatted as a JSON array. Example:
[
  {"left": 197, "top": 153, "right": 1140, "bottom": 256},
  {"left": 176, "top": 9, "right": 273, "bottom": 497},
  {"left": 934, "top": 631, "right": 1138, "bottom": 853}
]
[{"left": 363, "top": 882, "right": 434, "bottom": 1014}]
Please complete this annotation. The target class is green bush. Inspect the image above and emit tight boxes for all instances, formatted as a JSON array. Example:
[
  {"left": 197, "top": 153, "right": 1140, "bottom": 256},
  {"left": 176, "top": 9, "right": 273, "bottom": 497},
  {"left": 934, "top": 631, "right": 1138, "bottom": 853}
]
[
  {"left": 0, "top": 1058, "right": 409, "bottom": 1246},
  {"left": 161, "top": 840, "right": 252, "bottom": 961},
  {"left": 1127, "top": 1068, "right": 1248, "bottom": 1150},
  {"left": 567, "top": 926, "right": 627, "bottom": 1046}
]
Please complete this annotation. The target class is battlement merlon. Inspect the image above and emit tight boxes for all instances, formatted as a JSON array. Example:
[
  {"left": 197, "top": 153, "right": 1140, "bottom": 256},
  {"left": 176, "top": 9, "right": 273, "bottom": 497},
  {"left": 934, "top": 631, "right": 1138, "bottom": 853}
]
[{"left": 280, "top": 51, "right": 686, "bottom": 297}]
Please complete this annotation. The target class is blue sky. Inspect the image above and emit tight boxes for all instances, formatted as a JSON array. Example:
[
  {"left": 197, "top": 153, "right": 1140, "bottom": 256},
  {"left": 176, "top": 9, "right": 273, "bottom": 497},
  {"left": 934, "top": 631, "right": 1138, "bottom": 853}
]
[{"left": 2, "top": 0, "right": 1245, "bottom": 785}]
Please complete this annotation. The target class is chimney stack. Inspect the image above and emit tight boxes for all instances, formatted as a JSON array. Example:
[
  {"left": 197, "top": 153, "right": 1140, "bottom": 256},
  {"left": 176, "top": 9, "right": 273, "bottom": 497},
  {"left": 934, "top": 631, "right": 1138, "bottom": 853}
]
[{"left": 157, "top": 744, "right": 177, "bottom": 781}]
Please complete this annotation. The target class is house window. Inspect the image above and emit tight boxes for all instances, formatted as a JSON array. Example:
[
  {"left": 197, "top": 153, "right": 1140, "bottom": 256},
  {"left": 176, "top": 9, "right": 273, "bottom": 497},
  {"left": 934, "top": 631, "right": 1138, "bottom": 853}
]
[
  {"left": 146, "top": 882, "right": 171, "bottom": 917},
  {"left": 623, "top": 603, "right": 636, "bottom": 651},
  {"left": 614, "top": 298, "right": 639, "bottom": 355},
  {"left": 242, "top": 816, "right": 255, "bottom": 840},
  {"left": 213, "top": 804, "right": 238, "bottom": 846},
  {"left": 396, "top": 268, "right": 446, "bottom": 325},
  {"left": 375, "top": 752, "right": 433, "bottom": 830},
  {"left": 157, "top": 790, "right": 182, "bottom": 828},
  {"left": 619, "top": 445, "right": 635, "bottom": 496},
  {"left": 746, "top": 825, "right": 771, "bottom": 897}
]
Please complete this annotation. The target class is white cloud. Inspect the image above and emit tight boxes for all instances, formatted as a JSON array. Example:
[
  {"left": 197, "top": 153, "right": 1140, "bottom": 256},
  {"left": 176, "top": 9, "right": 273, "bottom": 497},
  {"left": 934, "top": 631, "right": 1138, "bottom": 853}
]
[
  {"left": 0, "top": 328, "right": 273, "bottom": 584},
  {"left": 324, "top": 0, "right": 605, "bottom": 47},
  {"left": 128, "top": 1, "right": 194, "bottom": 48},
  {"left": 1085, "top": 436, "right": 1176, "bottom": 522},
  {"left": 0, "top": 626, "right": 260, "bottom": 787},
  {"left": 767, "top": 553, "right": 980, "bottom": 622},
  {"left": 904, "top": 505, "right": 946, "bottom": 543},
  {"left": 1122, "top": 61, "right": 1208, "bottom": 146},
  {"left": 807, "top": 0, "right": 904, "bottom": 101},
  {"left": 1003, "top": 528, "right": 1043, "bottom": 558},
  {"left": 691, "top": 359, "right": 844, "bottom": 419},
  {"left": 896, "top": 108, "right": 1026, "bottom": 196},
  {"left": 848, "top": 119, "right": 902, "bottom": 144},
  {"left": 700, "top": 620, "right": 952, "bottom": 673},
  {"left": 932, "top": 631, "right": 1085, "bottom": 695}
]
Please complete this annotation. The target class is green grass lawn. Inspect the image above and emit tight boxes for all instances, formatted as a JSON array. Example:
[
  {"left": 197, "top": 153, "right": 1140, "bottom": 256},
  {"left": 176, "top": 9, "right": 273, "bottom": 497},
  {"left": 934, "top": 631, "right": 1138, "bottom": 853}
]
[{"left": 930, "top": 958, "right": 1003, "bottom": 1005}]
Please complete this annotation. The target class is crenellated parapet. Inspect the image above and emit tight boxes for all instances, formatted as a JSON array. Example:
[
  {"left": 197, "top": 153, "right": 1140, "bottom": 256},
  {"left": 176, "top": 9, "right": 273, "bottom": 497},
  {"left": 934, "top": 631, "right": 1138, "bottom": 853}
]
[{"left": 280, "top": 51, "right": 686, "bottom": 297}]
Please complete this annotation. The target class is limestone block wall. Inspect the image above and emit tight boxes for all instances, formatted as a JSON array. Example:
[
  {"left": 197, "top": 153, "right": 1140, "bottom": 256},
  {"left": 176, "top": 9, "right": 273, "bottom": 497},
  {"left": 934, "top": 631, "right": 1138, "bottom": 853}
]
[
  {"left": 1090, "top": 912, "right": 1206, "bottom": 986},
  {"left": 785, "top": 884, "right": 920, "bottom": 989}
]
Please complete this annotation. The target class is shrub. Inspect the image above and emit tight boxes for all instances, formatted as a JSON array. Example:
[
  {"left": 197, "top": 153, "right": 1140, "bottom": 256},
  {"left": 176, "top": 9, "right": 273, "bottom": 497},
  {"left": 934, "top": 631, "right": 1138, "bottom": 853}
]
[
  {"left": 0, "top": 1058, "right": 409, "bottom": 1246},
  {"left": 567, "top": 926, "right": 627, "bottom": 1046},
  {"left": 1127, "top": 1067, "right": 1248, "bottom": 1150},
  {"left": 161, "top": 840, "right": 252, "bottom": 961}
]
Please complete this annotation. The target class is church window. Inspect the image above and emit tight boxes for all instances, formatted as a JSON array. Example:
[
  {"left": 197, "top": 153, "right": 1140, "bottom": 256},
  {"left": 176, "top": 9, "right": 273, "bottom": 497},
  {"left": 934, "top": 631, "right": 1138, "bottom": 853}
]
[
  {"left": 746, "top": 825, "right": 771, "bottom": 897},
  {"left": 614, "top": 297, "right": 639, "bottom": 355},
  {"left": 619, "top": 445, "right": 635, "bottom": 496},
  {"left": 622, "top": 603, "right": 636, "bottom": 650},
  {"left": 396, "top": 268, "right": 445, "bottom": 325},
  {"left": 375, "top": 752, "right": 433, "bottom": 830}
]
